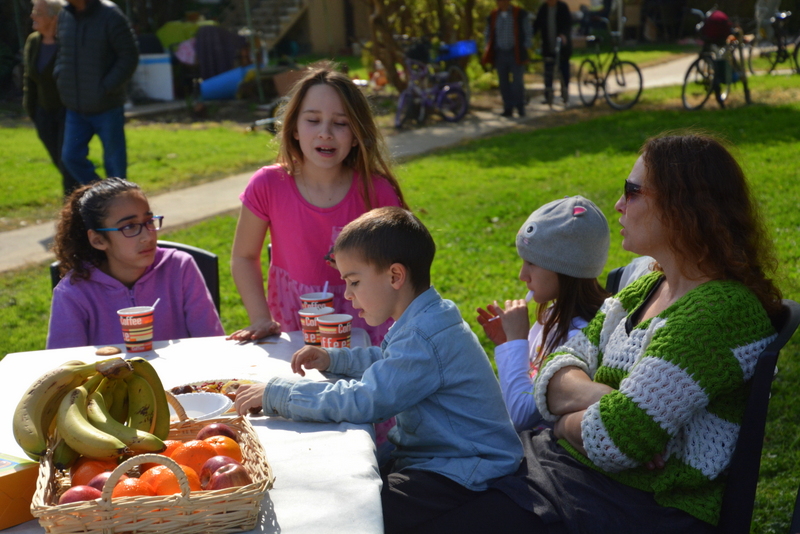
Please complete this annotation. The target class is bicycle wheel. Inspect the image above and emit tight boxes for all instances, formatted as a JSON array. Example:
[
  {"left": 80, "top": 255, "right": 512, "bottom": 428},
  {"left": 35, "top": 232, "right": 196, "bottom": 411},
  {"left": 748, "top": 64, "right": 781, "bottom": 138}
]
[
  {"left": 446, "top": 65, "right": 470, "bottom": 101},
  {"left": 744, "top": 43, "right": 756, "bottom": 75},
  {"left": 395, "top": 90, "right": 417, "bottom": 129},
  {"left": 604, "top": 60, "right": 643, "bottom": 110},
  {"left": 437, "top": 86, "right": 468, "bottom": 122},
  {"left": 577, "top": 59, "right": 600, "bottom": 107},
  {"left": 792, "top": 39, "right": 800, "bottom": 73},
  {"left": 682, "top": 57, "right": 715, "bottom": 110}
]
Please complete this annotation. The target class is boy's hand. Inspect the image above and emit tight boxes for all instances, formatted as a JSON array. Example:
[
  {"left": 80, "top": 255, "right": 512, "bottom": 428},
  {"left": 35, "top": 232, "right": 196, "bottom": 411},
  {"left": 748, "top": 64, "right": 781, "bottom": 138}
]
[
  {"left": 234, "top": 384, "right": 266, "bottom": 415},
  {"left": 227, "top": 318, "right": 281, "bottom": 342},
  {"left": 477, "top": 303, "right": 507, "bottom": 345},
  {"left": 500, "top": 299, "right": 531, "bottom": 342},
  {"left": 291, "top": 346, "right": 331, "bottom": 376}
]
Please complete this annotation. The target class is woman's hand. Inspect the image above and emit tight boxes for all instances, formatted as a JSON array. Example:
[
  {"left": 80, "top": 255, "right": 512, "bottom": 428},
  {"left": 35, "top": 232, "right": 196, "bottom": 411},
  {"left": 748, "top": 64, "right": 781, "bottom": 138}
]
[
  {"left": 227, "top": 318, "right": 281, "bottom": 342},
  {"left": 291, "top": 346, "right": 331, "bottom": 376},
  {"left": 554, "top": 410, "right": 587, "bottom": 456},
  {"left": 476, "top": 303, "right": 507, "bottom": 345}
]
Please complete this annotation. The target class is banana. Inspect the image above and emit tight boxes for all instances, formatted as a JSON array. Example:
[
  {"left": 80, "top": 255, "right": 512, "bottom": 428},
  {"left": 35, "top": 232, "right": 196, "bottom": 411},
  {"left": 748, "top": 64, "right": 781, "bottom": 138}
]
[
  {"left": 56, "top": 375, "right": 129, "bottom": 460},
  {"left": 87, "top": 379, "right": 166, "bottom": 454},
  {"left": 125, "top": 373, "right": 157, "bottom": 434},
  {"left": 51, "top": 438, "right": 80, "bottom": 471},
  {"left": 12, "top": 360, "right": 97, "bottom": 459},
  {"left": 108, "top": 378, "right": 129, "bottom": 424},
  {"left": 127, "top": 358, "right": 170, "bottom": 439}
]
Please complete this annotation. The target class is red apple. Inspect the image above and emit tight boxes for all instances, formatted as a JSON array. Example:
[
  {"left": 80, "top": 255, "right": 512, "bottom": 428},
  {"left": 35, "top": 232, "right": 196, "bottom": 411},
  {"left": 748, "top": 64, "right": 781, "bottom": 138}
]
[
  {"left": 196, "top": 423, "right": 237, "bottom": 442},
  {"left": 87, "top": 471, "right": 128, "bottom": 493},
  {"left": 205, "top": 463, "right": 252, "bottom": 490},
  {"left": 200, "top": 455, "right": 242, "bottom": 488},
  {"left": 58, "top": 485, "right": 102, "bottom": 504}
]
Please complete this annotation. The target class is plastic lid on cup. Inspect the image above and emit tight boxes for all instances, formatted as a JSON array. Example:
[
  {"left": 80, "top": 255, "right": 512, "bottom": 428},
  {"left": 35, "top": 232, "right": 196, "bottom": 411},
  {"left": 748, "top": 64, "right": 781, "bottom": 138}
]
[
  {"left": 298, "top": 306, "right": 335, "bottom": 317},
  {"left": 117, "top": 306, "right": 154, "bottom": 315},
  {"left": 317, "top": 314, "right": 353, "bottom": 325},
  {"left": 300, "top": 292, "right": 334, "bottom": 301}
]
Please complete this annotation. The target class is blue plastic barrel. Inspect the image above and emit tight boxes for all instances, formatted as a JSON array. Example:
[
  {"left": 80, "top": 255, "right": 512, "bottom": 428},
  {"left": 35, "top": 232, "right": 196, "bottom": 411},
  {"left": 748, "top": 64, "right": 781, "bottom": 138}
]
[{"left": 200, "top": 65, "right": 255, "bottom": 100}]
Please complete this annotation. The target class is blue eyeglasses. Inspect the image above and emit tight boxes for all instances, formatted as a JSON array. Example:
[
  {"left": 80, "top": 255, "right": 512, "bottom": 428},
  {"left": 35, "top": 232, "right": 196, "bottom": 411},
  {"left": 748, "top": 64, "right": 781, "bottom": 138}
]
[{"left": 96, "top": 216, "right": 164, "bottom": 238}]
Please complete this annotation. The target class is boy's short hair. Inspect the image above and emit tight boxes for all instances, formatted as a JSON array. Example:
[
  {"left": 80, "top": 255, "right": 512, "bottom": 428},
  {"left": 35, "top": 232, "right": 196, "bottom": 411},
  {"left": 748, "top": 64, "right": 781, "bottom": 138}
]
[{"left": 334, "top": 207, "right": 435, "bottom": 294}]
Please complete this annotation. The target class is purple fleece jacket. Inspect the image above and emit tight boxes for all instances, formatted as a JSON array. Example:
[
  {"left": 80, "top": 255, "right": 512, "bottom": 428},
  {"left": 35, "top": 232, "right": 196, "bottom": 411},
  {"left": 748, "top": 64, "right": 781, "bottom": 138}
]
[{"left": 47, "top": 247, "right": 224, "bottom": 349}]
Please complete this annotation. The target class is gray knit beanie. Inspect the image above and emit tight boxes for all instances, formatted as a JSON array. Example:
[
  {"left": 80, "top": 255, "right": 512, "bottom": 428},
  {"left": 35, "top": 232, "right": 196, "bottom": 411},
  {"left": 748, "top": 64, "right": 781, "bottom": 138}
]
[{"left": 515, "top": 196, "right": 609, "bottom": 278}]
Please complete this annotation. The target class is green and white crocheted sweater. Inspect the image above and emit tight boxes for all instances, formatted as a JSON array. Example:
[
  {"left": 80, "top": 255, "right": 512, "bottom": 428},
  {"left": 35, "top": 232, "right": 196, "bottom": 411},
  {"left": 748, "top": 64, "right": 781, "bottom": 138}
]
[{"left": 534, "top": 272, "right": 777, "bottom": 526}]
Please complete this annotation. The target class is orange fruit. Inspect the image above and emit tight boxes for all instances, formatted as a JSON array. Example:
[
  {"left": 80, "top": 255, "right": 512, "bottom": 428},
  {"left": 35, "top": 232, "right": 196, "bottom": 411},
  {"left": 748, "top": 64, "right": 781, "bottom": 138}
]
[
  {"left": 203, "top": 436, "right": 243, "bottom": 463},
  {"left": 170, "top": 440, "right": 217, "bottom": 475},
  {"left": 111, "top": 478, "right": 156, "bottom": 498},
  {"left": 71, "top": 459, "right": 118, "bottom": 487},
  {"left": 147, "top": 465, "right": 201, "bottom": 495},
  {"left": 140, "top": 440, "right": 184, "bottom": 472}
]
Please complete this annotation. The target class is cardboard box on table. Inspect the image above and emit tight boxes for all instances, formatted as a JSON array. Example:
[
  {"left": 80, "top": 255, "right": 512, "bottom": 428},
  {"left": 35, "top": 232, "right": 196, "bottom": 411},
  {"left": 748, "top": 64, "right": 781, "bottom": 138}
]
[{"left": 0, "top": 453, "right": 38, "bottom": 529}]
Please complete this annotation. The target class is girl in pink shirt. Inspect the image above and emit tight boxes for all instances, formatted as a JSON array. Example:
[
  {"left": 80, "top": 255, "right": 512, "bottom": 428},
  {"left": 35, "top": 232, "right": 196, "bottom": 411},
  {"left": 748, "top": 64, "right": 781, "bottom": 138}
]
[{"left": 229, "top": 62, "right": 407, "bottom": 347}]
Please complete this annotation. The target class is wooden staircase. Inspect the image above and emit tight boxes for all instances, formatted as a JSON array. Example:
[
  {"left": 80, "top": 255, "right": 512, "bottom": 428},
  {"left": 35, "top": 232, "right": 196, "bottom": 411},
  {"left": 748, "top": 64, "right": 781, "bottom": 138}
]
[{"left": 218, "top": 0, "right": 306, "bottom": 51}]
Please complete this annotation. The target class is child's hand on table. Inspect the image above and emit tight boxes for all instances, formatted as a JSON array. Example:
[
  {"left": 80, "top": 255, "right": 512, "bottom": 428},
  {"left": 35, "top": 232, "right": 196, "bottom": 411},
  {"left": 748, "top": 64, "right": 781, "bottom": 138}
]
[
  {"left": 291, "top": 346, "right": 331, "bottom": 376},
  {"left": 234, "top": 384, "right": 267, "bottom": 415},
  {"left": 227, "top": 318, "right": 281, "bottom": 342}
]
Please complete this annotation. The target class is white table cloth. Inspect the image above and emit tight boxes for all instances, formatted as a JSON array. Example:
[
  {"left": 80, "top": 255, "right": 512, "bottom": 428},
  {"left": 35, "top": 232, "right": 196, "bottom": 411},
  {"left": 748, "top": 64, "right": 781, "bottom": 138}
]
[{"left": 0, "top": 330, "right": 383, "bottom": 534}]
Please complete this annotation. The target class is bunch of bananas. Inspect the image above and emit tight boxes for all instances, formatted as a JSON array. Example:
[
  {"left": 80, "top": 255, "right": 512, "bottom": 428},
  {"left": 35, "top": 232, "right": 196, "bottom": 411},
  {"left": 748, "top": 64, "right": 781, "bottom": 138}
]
[{"left": 13, "top": 356, "right": 170, "bottom": 469}]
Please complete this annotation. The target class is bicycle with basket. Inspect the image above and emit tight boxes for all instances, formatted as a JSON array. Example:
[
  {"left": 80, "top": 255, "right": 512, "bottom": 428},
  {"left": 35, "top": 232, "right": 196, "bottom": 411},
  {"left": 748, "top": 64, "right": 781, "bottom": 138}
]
[
  {"left": 576, "top": 17, "right": 644, "bottom": 111},
  {"left": 394, "top": 36, "right": 475, "bottom": 128},
  {"left": 682, "top": 8, "right": 752, "bottom": 110}
]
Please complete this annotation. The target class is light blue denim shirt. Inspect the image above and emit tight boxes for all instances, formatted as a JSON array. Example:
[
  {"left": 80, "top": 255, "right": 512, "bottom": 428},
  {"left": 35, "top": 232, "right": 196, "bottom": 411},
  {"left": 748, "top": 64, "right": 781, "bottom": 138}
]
[{"left": 262, "top": 287, "right": 523, "bottom": 491}]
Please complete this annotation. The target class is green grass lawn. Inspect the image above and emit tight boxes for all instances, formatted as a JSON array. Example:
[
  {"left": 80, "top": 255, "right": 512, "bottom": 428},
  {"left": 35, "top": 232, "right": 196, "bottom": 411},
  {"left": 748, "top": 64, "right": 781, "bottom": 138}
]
[{"left": 1, "top": 74, "right": 799, "bottom": 532}]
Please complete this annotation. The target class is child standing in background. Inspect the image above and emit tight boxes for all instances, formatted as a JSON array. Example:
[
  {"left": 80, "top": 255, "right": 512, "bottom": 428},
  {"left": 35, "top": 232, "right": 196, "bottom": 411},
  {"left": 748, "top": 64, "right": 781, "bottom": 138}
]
[
  {"left": 47, "top": 178, "right": 224, "bottom": 349},
  {"left": 477, "top": 196, "right": 609, "bottom": 431},
  {"left": 228, "top": 62, "right": 407, "bottom": 347}
]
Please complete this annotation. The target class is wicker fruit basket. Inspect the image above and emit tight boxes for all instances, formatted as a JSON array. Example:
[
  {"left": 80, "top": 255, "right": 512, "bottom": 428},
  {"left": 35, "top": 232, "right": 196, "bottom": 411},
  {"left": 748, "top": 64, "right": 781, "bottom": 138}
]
[{"left": 31, "top": 393, "right": 274, "bottom": 534}]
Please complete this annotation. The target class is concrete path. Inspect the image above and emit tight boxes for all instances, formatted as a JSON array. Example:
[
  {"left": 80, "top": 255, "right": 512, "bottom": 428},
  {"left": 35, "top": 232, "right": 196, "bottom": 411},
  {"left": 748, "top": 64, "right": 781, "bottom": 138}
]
[{"left": 0, "top": 54, "right": 692, "bottom": 273}]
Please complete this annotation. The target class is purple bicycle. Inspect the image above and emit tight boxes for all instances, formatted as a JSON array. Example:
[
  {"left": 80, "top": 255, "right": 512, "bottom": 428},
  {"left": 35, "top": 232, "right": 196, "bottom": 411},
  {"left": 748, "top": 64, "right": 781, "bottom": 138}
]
[{"left": 394, "top": 57, "right": 469, "bottom": 128}]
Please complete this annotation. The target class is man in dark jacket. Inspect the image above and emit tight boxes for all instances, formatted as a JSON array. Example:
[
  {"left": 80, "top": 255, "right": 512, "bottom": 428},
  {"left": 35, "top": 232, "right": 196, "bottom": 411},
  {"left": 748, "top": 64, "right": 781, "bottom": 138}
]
[
  {"left": 56, "top": 0, "right": 138, "bottom": 184},
  {"left": 482, "top": 0, "right": 532, "bottom": 118},
  {"left": 533, "top": 0, "right": 573, "bottom": 105}
]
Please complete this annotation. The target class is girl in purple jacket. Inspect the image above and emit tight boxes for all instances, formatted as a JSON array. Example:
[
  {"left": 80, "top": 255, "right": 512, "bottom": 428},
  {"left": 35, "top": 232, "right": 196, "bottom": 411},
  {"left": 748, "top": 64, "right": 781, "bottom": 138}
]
[{"left": 46, "top": 177, "right": 223, "bottom": 349}]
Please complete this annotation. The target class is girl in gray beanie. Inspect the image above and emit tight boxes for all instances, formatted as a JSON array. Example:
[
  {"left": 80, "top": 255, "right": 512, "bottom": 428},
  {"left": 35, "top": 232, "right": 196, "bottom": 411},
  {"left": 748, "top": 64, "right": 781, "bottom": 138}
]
[{"left": 477, "top": 195, "right": 610, "bottom": 431}]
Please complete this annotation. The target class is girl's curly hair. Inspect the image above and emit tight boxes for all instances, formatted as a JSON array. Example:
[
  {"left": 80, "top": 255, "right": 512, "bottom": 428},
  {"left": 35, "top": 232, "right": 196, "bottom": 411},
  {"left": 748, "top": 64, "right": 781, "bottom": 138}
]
[{"left": 53, "top": 178, "right": 143, "bottom": 282}]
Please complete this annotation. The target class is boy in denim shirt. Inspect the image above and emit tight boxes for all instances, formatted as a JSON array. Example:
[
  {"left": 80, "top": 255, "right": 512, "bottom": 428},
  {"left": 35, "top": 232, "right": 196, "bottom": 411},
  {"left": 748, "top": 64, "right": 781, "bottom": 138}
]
[{"left": 236, "top": 207, "right": 522, "bottom": 533}]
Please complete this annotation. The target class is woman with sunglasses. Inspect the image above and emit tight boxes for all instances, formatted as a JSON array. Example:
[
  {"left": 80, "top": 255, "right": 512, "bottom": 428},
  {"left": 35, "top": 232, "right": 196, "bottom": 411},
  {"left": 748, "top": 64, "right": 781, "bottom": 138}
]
[
  {"left": 47, "top": 177, "right": 223, "bottom": 349},
  {"left": 412, "top": 132, "right": 782, "bottom": 533}
]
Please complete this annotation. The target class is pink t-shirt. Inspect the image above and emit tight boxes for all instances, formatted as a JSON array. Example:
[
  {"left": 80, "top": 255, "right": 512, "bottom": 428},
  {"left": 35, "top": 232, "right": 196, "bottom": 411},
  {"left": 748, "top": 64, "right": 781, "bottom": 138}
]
[{"left": 240, "top": 164, "right": 402, "bottom": 345}]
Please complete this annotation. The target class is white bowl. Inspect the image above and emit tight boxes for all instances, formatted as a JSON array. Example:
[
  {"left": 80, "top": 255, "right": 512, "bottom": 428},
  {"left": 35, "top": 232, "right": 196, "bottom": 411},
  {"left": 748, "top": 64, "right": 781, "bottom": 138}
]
[{"left": 169, "top": 392, "right": 232, "bottom": 421}]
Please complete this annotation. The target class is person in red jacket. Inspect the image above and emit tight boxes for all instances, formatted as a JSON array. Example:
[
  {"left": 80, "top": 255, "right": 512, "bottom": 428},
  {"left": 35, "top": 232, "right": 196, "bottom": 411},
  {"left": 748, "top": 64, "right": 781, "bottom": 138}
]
[{"left": 482, "top": 0, "right": 532, "bottom": 118}]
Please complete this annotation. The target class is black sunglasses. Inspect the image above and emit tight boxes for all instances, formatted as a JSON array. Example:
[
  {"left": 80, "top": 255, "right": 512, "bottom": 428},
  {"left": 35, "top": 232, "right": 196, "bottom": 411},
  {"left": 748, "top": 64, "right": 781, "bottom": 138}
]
[{"left": 624, "top": 181, "right": 645, "bottom": 202}]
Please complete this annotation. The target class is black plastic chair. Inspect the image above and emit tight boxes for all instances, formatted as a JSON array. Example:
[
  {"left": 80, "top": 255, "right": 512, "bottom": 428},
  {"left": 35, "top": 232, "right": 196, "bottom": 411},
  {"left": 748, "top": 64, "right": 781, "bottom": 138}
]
[
  {"left": 50, "top": 240, "right": 221, "bottom": 315},
  {"left": 605, "top": 263, "right": 800, "bottom": 533}
]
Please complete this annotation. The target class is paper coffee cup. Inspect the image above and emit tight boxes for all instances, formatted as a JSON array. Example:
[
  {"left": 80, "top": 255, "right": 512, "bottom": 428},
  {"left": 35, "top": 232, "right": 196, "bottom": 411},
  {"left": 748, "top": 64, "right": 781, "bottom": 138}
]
[
  {"left": 298, "top": 306, "right": 334, "bottom": 345},
  {"left": 300, "top": 292, "right": 334, "bottom": 310},
  {"left": 317, "top": 314, "right": 353, "bottom": 349},
  {"left": 117, "top": 306, "right": 155, "bottom": 352}
]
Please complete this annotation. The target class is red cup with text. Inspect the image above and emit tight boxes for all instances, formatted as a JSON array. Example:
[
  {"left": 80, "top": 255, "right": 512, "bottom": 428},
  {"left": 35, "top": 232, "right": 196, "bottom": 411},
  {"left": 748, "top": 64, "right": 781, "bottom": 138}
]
[
  {"left": 117, "top": 306, "right": 155, "bottom": 352},
  {"left": 299, "top": 306, "right": 334, "bottom": 345},
  {"left": 317, "top": 314, "right": 353, "bottom": 349},
  {"left": 300, "top": 292, "right": 334, "bottom": 310}
]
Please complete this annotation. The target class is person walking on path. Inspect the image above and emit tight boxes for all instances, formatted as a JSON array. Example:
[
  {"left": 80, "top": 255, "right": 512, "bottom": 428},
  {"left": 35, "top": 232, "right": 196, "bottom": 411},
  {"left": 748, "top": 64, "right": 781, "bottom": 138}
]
[
  {"left": 482, "top": 0, "right": 532, "bottom": 118},
  {"left": 533, "top": 0, "right": 573, "bottom": 105},
  {"left": 23, "top": 0, "right": 80, "bottom": 197},
  {"left": 55, "top": 0, "right": 138, "bottom": 184}
]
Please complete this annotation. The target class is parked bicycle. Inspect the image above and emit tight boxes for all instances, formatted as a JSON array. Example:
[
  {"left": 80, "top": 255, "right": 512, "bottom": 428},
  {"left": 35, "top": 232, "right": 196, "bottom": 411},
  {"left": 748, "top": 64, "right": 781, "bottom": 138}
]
[
  {"left": 394, "top": 36, "right": 472, "bottom": 128},
  {"left": 394, "top": 57, "right": 469, "bottom": 128},
  {"left": 396, "top": 35, "right": 473, "bottom": 100},
  {"left": 746, "top": 10, "right": 800, "bottom": 74},
  {"left": 576, "top": 17, "right": 643, "bottom": 110},
  {"left": 682, "top": 8, "right": 752, "bottom": 110}
]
